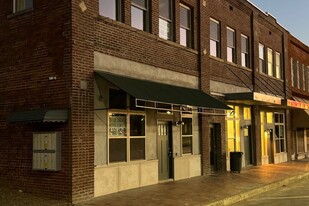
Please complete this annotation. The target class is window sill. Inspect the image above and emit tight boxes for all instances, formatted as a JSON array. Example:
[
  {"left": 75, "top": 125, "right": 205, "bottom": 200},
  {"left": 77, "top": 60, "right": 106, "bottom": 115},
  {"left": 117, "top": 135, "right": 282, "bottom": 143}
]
[
  {"left": 7, "top": 7, "right": 34, "bottom": 19},
  {"left": 258, "top": 72, "right": 284, "bottom": 82}
]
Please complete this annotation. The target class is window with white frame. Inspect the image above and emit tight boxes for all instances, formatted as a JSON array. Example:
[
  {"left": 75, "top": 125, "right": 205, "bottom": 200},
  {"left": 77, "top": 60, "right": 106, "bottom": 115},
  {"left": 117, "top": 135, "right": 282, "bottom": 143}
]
[
  {"left": 302, "top": 64, "right": 306, "bottom": 90},
  {"left": 180, "top": 4, "right": 192, "bottom": 48},
  {"left": 291, "top": 58, "right": 295, "bottom": 87},
  {"left": 182, "top": 117, "right": 192, "bottom": 154},
  {"left": 275, "top": 52, "right": 281, "bottom": 79},
  {"left": 210, "top": 18, "right": 220, "bottom": 57},
  {"left": 274, "top": 113, "right": 286, "bottom": 153},
  {"left": 267, "top": 48, "right": 273, "bottom": 76},
  {"left": 259, "top": 43, "right": 266, "bottom": 74},
  {"left": 131, "top": 0, "right": 149, "bottom": 31},
  {"left": 241, "top": 34, "right": 249, "bottom": 68},
  {"left": 13, "top": 0, "right": 32, "bottom": 13},
  {"left": 307, "top": 66, "right": 309, "bottom": 91},
  {"left": 108, "top": 112, "right": 146, "bottom": 163},
  {"left": 227, "top": 27, "right": 236, "bottom": 63},
  {"left": 297, "top": 61, "right": 300, "bottom": 89},
  {"left": 159, "top": 0, "right": 173, "bottom": 40},
  {"left": 99, "top": 0, "right": 122, "bottom": 21}
]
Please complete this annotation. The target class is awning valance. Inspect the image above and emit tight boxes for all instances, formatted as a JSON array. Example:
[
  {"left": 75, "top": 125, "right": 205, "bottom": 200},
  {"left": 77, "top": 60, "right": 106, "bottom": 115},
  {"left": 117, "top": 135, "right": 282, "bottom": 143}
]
[
  {"left": 225, "top": 92, "right": 282, "bottom": 106},
  {"left": 95, "top": 71, "right": 230, "bottom": 110},
  {"left": 8, "top": 109, "right": 69, "bottom": 123}
]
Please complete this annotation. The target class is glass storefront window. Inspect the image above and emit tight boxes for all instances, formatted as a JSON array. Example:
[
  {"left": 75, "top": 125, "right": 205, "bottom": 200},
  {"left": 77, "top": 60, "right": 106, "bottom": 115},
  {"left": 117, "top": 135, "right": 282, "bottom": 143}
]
[
  {"left": 274, "top": 113, "right": 286, "bottom": 153},
  {"left": 109, "top": 112, "right": 146, "bottom": 163},
  {"left": 244, "top": 107, "right": 251, "bottom": 120},
  {"left": 182, "top": 117, "right": 192, "bottom": 154},
  {"left": 227, "top": 105, "right": 240, "bottom": 153},
  {"left": 266, "top": 112, "right": 273, "bottom": 123}
]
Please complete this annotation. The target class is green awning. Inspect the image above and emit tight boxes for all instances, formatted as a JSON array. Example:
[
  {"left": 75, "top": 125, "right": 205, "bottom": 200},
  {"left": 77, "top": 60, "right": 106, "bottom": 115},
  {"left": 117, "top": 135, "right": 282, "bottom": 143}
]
[
  {"left": 8, "top": 109, "right": 69, "bottom": 123},
  {"left": 95, "top": 71, "right": 230, "bottom": 110}
]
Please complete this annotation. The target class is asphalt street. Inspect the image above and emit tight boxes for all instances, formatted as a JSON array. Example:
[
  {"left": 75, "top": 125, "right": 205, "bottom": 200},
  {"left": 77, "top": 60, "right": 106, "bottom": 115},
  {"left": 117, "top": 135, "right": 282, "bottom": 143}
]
[{"left": 232, "top": 177, "right": 309, "bottom": 206}]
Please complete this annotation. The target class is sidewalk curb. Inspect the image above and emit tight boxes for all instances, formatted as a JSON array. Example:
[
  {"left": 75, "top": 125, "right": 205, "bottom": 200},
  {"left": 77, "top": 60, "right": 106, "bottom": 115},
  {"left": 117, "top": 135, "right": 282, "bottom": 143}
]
[{"left": 204, "top": 172, "right": 309, "bottom": 206}]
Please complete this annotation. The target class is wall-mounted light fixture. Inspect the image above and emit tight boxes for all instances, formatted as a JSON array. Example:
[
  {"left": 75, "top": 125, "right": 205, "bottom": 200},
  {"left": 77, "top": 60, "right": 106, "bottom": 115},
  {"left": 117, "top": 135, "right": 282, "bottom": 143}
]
[
  {"left": 175, "top": 121, "right": 184, "bottom": 126},
  {"left": 241, "top": 125, "right": 249, "bottom": 130},
  {"left": 264, "top": 129, "right": 272, "bottom": 134}
]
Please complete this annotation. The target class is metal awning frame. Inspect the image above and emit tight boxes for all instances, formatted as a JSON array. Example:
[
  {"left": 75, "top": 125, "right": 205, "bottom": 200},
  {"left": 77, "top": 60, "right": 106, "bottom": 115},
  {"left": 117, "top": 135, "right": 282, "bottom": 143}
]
[{"left": 135, "top": 98, "right": 227, "bottom": 116}]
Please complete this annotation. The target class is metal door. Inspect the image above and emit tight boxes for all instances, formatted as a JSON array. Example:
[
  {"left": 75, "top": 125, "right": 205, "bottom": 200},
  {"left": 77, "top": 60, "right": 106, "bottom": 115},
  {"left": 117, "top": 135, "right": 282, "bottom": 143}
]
[{"left": 158, "top": 121, "right": 173, "bottom": 180}]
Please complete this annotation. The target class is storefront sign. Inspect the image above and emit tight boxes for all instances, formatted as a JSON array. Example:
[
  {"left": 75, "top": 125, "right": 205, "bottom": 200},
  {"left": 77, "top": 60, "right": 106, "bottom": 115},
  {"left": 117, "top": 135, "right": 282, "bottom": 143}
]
[
  {"left": 287, "top": 99, "right": 309, "bottom": 109},
  {"left": 253, "top": 93, "right": 281, "bottom": 105}
]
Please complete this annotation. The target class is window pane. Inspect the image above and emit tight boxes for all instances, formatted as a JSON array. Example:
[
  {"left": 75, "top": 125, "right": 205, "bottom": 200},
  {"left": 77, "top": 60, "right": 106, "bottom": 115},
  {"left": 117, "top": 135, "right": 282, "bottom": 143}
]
[
  {"left": 159, "top": 0, "right": 171, "bottom": 20},
  {"left": 25, "top": 0, "right": 32, "bottom": 8},
  {"left": 130, "top": 138, "right": 145, "bottom": 160},
  {"left": 180, "top": 6, "right": 190, "bottom": 29},
  {"left": 210, "top": 40, "right": 218, "bottom": 56},
  {"left": 259, "top": 44, "right": 264, "bottom": 59},
  {"left": 267, "top": 49, "right": 273, "bottom": 76},
  {"left": 210, "top": 20, "right": 219, "bottom": 41},
  {"left": 241, "top": 35, "right": 248, "bottom": 52},
  {"left": 227, "top": 28, "right": 235, "bottom": 47},
  {"left": 227, "top": 47, "right": 234, "bottom": 62},
  {"left": 109, "top": 138, "right": 127, "bottom": 163},
  {"left": 99, "top": 0, "right": 116, "bottom": 19},
  {"left": 132, "top": 0, "right": 146, "bottom": 9},
  {"left": 180, "top": 27, "right": 187, "bottom": 46},
  {"left": 159, "top": 18, "right": 171, "bottom": 40},
  {"left": 182, "top": 118, "right": 192, "bottom": 135},
  {"left": 276, "top": 53, "right": 281, "bottom": 79},
  {"left": 130, "top": 115, "right": 145, "bottom": 136},
  {"left": 131, "top": 6, "right": 144, "bottom": 30},
  {"left": 109, "top": 89, "right": 126, "bottom": 109},
  {"left": 182, "top": 136, "right": 192, "bottom": 154},
  {"left": 109, "top": 114, "right": 127, "bottom": 137}
]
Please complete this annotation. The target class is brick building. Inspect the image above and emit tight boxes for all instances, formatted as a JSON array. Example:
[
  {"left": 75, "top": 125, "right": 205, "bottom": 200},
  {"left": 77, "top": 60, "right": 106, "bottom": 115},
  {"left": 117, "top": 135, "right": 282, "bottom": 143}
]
[
  {"left": 286, "top": 35, "right": 309, "bottom": 160},
  {"left": 0, "top": 0, "right": 308, "bottom": 204}
]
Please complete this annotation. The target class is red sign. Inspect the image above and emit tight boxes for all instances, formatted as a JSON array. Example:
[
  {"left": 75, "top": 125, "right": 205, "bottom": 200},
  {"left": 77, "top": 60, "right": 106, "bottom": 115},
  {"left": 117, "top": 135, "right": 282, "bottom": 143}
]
[{"left": 287, "top": 99, "right": 309, "bottom": 109}]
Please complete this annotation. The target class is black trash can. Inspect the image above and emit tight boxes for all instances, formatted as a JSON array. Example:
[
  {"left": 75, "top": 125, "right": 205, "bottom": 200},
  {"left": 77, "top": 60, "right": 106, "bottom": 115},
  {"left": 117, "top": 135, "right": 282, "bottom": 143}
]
[{"left": 230, "top": 152, "right": 243, "bottom": 173}]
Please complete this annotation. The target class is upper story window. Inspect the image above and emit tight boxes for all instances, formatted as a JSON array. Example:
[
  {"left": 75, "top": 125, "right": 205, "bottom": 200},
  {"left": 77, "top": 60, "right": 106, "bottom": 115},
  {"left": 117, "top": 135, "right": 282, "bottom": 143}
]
[
  {"left": 180, "top": 4, "right": 192, "bottom": 48},
  {"left": 259, "top": 43, "right": 266, "bottom": 74},
  {"left": 227, "top": 27, "right": 235, "bottom": 63},
  {"left": 275, "top": 52, "right": 281, "bottom": 79},
  {"left": 307, "top": 66, "right": 309, "bottom": 91},
  {"left": 159, "top": 0, "right": 173, "bottom": 40},
  {"left": 241, "top": 34, "right": 249, "bottom": 68},
  {"left": 131, "top": 0, "right": 149, "bottom": 31},
  {"left": 99, "top": 0, "right": 122, "bottom": 21},
  {"left": 297, "top": 61, "right": 300, "bottom": 89},
  {"left": 13, "top": 0, "right": 33, "bottom": 13},
  {"left": 210, "top": 18, "right": 220, "bottom": 58},
  {"left": 302, "top": 64, "right": 306, "bottom": 91},
  {"left": 267, "top": 48, "right": 273, "bottom": 76}
]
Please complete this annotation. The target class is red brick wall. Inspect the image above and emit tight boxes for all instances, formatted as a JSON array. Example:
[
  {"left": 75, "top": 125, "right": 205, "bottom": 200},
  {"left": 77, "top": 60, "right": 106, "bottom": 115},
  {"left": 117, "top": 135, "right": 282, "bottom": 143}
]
[{"left": 0, "top": 0, "right": 72, "bottom": 201}]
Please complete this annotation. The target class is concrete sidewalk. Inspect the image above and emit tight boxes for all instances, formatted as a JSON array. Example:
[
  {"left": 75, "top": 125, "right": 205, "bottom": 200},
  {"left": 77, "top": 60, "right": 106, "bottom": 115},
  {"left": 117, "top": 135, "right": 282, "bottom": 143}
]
[{"left": 78, "top": 159, "right": 309, "bottom": 206}]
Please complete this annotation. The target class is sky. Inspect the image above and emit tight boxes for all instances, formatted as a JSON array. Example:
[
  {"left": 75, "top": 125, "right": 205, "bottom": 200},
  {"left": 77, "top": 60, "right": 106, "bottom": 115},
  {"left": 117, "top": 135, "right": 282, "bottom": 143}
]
[{"left": 249, "top": 0, "right": 309, "bottom": 46}]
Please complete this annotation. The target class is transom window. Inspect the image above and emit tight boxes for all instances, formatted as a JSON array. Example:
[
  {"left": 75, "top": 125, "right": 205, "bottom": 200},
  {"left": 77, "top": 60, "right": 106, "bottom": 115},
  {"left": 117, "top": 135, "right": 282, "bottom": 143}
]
[
  {"left": 13, "top": 0, "right": 33, "bottom": 13},
  {"left": 259, "top": 43, "right": 266, "bottom": 73},
  {"left": 99, "top": 0, "right": 122, "bottom": 21},
  {"left": 131, "top": 0, "right": 149, "bottom": 31},
  {"left": 227, "top": 27, "right": 236, "bottom": 63},
  {"left": 159, "top": 0, "right": 173, "bottom": 40},
  {"left": 210, "top": 18, "right": 220, "bottom": 57},
  {"left": 241, "top": 34, "right": 249, "bottom": 68},
  {"left": 182, "top": 117, "right": 192, "bottom": 154},
  {"left": 180, "top": 4, "right": 192, "bottom": 48}
]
